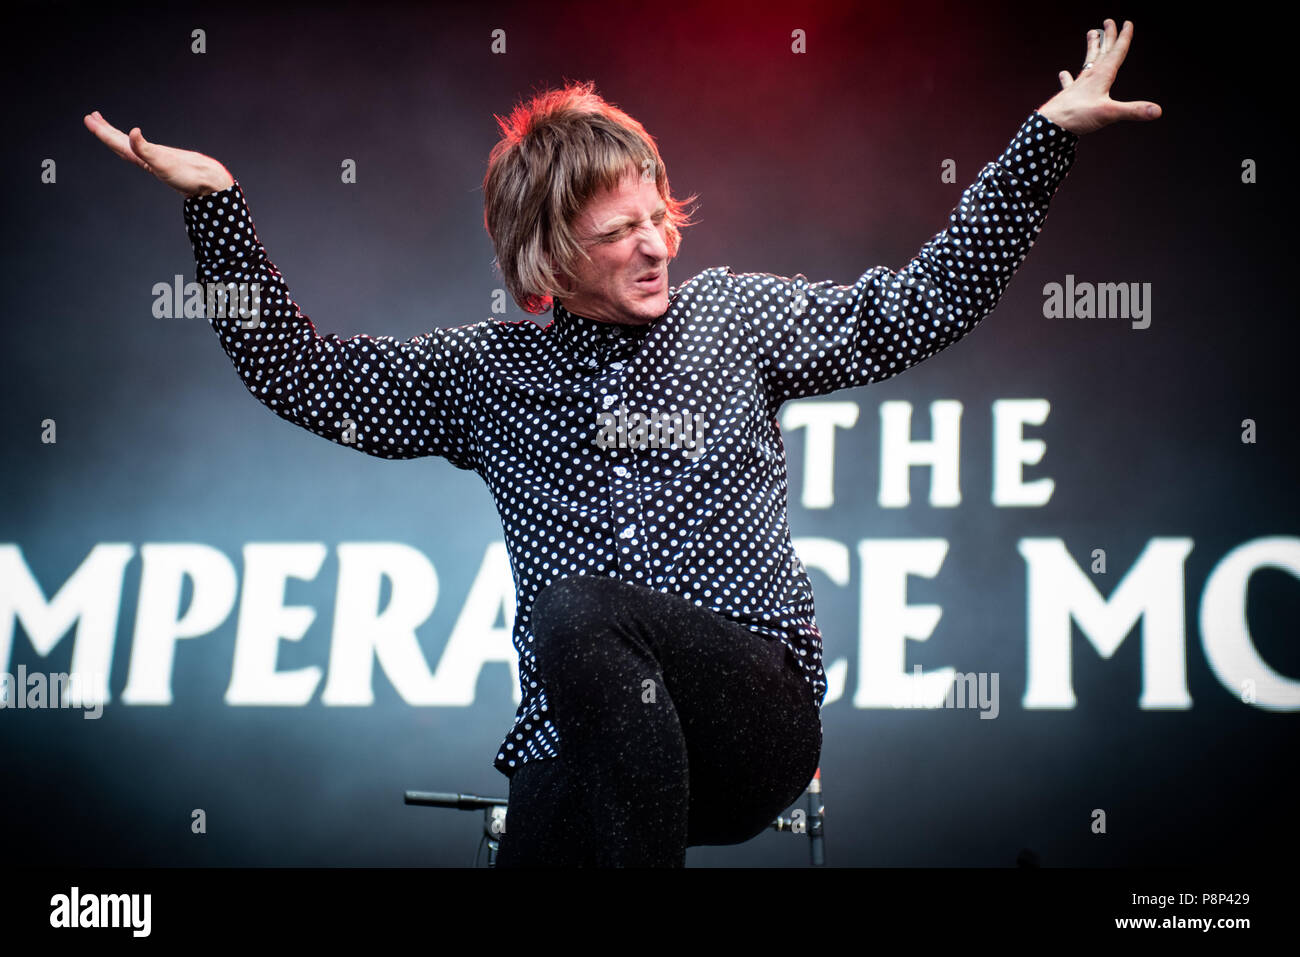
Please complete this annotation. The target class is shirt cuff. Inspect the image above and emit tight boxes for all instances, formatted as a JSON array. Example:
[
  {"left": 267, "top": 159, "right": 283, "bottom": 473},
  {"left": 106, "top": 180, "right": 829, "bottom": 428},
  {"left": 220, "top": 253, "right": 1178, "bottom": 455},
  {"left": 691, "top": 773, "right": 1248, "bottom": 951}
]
[
  {"left": 994, "top": 111, "right": 1079, "bottom": 196},
  {"left": 182, "top": 178, "right": 257, "bottom": 267}
]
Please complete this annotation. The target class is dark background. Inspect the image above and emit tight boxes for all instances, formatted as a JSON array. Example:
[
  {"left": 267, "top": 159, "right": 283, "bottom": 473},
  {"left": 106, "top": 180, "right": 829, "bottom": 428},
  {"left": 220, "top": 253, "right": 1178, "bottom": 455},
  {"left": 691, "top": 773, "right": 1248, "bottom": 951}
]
[{"left": 2, "top": 0, "right": 1295, "bottom": 867}]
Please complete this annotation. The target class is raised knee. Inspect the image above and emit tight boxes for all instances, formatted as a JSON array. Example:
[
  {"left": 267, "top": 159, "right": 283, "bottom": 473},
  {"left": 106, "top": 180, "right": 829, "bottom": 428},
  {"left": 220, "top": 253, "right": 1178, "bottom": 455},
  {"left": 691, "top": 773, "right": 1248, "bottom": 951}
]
[{"left": 531, "top": 574, "right": 616, "bottom": 654}]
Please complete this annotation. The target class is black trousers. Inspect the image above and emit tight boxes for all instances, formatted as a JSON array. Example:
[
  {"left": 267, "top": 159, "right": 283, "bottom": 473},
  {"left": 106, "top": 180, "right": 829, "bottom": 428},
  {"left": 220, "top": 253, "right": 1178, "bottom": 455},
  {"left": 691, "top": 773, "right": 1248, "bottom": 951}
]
[{"left": 494, "top": 573, "right": 822, "bottom": 867}]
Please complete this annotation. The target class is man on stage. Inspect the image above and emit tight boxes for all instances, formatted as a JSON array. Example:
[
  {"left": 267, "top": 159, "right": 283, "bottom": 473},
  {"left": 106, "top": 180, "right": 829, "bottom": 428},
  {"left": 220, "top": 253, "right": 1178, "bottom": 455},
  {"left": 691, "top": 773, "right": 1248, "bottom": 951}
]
[{"left": 86, "top": 18, "right": 1158, "bottom": 866}]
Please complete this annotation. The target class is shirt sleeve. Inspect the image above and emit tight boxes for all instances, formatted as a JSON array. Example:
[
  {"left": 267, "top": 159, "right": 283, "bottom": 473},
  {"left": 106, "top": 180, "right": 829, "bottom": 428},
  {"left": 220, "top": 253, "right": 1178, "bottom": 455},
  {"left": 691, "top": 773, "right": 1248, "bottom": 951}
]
[
  {"left": 182, "top": 181, "right": 481, "bottom": 470},
  {"left": 736, "top": 110, "right": 1079, "bottom": 406}
]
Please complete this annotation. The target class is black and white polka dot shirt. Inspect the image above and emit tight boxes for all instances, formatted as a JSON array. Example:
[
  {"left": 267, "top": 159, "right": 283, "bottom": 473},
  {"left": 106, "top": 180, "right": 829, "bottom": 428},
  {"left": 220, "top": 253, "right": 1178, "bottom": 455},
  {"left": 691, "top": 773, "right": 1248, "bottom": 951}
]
[{"left": 182, "top": 110, "right": 1077, "bottom": 777}]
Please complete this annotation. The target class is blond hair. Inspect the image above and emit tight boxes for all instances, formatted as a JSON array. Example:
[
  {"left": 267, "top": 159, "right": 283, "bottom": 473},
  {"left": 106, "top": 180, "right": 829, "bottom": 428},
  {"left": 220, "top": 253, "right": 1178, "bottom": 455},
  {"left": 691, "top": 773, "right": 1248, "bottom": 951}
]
[{"left": 482, "top": 80, "right": 698, "bottom": 314}]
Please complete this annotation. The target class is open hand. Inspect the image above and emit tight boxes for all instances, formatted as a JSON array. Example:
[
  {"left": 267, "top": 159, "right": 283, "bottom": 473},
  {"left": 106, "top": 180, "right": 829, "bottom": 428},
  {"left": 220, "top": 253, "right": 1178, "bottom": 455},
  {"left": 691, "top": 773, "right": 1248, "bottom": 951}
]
[
  {"left": 1037, "top": 20, "right": 1161, "bottom": 135},
  {"left": 83, "top": 111, "right": 234, "bottom": 197}
]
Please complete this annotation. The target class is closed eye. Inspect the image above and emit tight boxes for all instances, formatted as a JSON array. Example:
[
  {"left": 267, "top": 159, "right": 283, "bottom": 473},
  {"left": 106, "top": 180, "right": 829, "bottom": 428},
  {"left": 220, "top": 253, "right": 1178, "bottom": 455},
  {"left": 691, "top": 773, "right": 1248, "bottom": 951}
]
[{"left": 601, "top": 210, "right": 667, "bottom": 241}]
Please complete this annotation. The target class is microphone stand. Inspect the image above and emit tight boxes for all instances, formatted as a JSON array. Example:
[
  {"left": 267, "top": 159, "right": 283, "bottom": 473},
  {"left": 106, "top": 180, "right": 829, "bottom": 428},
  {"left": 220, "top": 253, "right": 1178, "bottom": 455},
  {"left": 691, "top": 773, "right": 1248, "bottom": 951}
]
[
  {"left": 404, "top": 791, "right": 509, "bottom": 867},
  {"left": 769, "top": 767, "right": 826, "bottom": 865},
  {"left": 408, "top": 766, "right": 826, "bottom": 867}
]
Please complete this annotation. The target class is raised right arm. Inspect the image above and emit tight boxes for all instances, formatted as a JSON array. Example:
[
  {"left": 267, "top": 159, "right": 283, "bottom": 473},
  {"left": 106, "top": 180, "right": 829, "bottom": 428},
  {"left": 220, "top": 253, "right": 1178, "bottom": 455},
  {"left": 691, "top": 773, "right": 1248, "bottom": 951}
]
[
  {"left": 182, "top": 181, "right": 482, "bottom": 470},
  {"left": 84, "top": 111, "right": 482, "bottom": 470}
]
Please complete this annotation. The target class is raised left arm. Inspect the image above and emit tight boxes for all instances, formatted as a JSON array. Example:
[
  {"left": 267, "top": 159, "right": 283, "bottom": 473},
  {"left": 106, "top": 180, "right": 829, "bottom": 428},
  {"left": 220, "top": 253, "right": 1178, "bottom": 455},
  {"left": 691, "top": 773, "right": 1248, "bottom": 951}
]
[{"left": 737, "top": 110, "right": 1077, "bottom": 406}]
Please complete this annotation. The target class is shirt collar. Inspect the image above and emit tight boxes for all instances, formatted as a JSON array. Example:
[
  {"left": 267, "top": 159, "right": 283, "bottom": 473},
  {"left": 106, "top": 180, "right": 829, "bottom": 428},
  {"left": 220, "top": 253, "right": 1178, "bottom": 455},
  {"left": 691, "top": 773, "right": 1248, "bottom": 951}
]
[{"left": 551, "top": 299, "right": 662, "bottom": 365}]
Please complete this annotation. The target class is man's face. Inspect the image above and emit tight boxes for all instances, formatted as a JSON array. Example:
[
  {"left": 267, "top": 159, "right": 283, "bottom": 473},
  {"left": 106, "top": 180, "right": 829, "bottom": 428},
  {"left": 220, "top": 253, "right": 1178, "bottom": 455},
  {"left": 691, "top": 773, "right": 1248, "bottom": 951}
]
[{"left": 557, "top": 168, "right": 671, "bottom": 325}]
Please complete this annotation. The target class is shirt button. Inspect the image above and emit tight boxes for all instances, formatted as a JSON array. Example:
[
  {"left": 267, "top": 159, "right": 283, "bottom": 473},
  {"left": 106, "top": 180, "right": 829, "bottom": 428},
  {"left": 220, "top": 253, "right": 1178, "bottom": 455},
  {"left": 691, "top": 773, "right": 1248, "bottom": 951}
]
[
  {"left": 613, "top": 465, "right": 629, "bottom": 478},
  {"left": 602, "top": 394, "right": 617, "bottom": 408},
  {"left": 620, "top": 524, "right": 636, "bottom": 540}
]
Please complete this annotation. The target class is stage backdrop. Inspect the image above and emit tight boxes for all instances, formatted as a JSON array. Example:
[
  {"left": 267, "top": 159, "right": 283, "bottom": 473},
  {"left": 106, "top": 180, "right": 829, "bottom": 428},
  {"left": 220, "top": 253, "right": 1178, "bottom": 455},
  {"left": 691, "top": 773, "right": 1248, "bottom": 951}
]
[{"left": 2, "top": 0, "right": 1295, "bottom": 867}]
